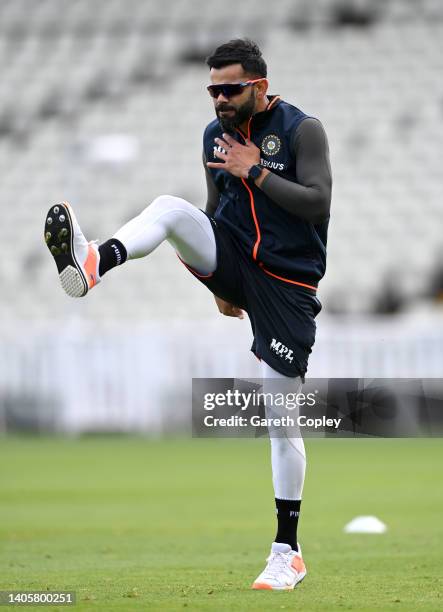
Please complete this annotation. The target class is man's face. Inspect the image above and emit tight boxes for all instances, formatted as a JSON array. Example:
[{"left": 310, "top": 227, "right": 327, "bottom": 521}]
[{"left": 209, "top": 64, "right": 257, "bottom": 132}]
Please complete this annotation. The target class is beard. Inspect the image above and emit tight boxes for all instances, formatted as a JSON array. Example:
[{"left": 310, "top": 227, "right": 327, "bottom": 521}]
[{"left": 215, "top": 89, "right": 256, "bottom": 133}]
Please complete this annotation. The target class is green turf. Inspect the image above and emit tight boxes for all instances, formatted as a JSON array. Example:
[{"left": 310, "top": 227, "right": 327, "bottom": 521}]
[{"left": 0, "top": 436, "right": 442, "bottom": 611}]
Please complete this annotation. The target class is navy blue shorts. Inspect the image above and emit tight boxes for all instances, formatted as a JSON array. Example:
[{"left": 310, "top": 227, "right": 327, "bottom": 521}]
[{"left": 181, "top": 215, "right": 322, "bottom": 378}]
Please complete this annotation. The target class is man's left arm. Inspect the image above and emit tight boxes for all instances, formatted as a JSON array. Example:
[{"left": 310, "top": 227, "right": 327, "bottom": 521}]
[{"left": 256, "top": 118, "right": 332, "bottom": 224}]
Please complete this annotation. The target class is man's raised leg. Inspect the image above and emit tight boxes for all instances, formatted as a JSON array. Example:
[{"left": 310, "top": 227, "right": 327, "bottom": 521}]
[{"left": 44, "top": 196, "right": 217, "bottom": 297}]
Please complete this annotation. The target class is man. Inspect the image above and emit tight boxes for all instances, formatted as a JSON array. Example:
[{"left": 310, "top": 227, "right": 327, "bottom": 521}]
[{"left": 44, "top": 39, "right": 331, "bottom": 591}]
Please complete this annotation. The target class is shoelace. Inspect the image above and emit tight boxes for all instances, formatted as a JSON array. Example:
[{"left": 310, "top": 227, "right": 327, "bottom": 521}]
[{"left": 262, "top": 551, "right": 292, "bottom": 578}]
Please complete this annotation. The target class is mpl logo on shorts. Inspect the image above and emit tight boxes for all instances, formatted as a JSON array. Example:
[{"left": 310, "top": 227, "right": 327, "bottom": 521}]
[
  {"left": 270, "top": 338, "right": 294, "bottom": 363},
  {"left": 261, "top": 134, "right": 281, "bottom": 156}
]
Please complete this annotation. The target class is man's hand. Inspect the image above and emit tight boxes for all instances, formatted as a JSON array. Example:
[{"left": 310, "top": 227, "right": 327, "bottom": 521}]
[
  {"left": 207, "top": 133, "right": 260, "bottom": 179},
  {"left": 214, "top": 295, "right": 244, "bottom": 319}
]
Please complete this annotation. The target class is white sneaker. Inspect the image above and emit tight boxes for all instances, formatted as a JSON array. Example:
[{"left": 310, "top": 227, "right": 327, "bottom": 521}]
[
  {"left": 252, "top": 542, "right": 307, "bottom": 590},
  {"left": 44, "top": 202, "right": 100, "bottom": 297}
]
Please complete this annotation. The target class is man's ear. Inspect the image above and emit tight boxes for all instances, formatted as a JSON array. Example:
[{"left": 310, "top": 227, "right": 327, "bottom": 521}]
[{"left": 256, "top": 78, "right": 269, "bottom": 100}]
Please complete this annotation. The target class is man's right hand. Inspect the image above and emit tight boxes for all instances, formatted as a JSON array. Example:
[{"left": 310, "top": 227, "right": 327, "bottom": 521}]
[{"left": 214, "top": 295, "right": 244, "bottom": 319}]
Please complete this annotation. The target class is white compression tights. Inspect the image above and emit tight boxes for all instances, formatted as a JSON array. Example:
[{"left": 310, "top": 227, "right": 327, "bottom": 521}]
[
  {"left": 261, "top": 361, "right": 306, "bottom": 501},
  {"left": 114, "top": 195, "right": 217, "bottom": 275},
  {"left": 113, "top": 195, "right": 305, "bottom": 501}
]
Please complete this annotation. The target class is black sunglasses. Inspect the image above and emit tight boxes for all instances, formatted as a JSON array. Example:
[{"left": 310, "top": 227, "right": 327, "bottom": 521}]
[{"left": 207, "top": 78, "right": 265, "bottom": 99}]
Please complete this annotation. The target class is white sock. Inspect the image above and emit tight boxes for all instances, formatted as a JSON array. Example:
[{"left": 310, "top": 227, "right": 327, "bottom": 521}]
[{"left": 113, "top": 195, "right": 217, "bottom": 275}]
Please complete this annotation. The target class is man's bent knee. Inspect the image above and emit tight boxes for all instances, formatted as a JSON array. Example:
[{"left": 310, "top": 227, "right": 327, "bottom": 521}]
[{"left": 147, "top": 194, "right": 191, "bottom": 215}]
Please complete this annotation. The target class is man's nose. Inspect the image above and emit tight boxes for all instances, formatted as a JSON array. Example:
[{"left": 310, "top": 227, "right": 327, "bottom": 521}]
[{"left": 216, "top": 92, "right": 229, "bottom": 103}]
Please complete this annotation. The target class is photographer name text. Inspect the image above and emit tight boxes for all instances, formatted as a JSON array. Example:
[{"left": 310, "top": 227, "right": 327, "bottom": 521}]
[{"left": 203, "top": 415, "right": 341, "bottom": 429}]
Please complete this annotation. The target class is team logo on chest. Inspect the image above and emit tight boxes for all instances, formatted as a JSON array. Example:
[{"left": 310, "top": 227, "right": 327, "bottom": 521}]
[{"left": 261, "top": 134, "right": 281, "bottom": 156}]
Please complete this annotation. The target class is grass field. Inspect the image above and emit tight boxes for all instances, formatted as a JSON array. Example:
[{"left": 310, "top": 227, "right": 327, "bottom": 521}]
[{"left": 0, "top": 436, "right": 442, "bottom": 611}]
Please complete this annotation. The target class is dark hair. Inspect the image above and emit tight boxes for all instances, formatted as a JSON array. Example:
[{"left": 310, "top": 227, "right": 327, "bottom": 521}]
[{"left": 206, "top": 38, "right": 267, "bottom": 78}]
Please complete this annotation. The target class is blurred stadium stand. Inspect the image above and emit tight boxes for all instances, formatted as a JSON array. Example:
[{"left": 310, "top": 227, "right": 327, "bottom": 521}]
[{"left": 1, "top": 0, "right": 443, "bottom": 432}]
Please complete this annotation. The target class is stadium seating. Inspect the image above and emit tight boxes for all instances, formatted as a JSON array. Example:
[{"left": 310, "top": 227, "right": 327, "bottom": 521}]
[{"left": 0, "top": 0, "right": 442, "bottom": 321}]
